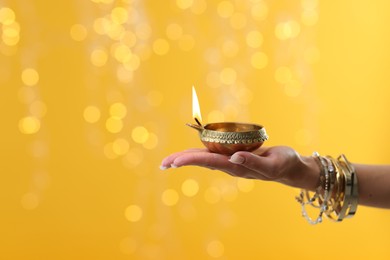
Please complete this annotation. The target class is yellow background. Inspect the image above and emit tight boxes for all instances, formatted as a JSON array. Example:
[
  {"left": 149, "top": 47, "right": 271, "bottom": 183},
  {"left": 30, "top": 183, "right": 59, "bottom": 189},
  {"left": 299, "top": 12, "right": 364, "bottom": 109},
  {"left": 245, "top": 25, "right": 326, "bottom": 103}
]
[{"left": 1, "top": 0, "right": 390, "bottom": 259}]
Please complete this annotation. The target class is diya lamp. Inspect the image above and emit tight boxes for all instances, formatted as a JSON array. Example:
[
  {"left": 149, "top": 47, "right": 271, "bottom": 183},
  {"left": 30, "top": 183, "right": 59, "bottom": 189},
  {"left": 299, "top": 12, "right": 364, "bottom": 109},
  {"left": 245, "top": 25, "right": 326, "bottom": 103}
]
[{"left": 186, "top": 86, "right": 269, "bottom": 155}]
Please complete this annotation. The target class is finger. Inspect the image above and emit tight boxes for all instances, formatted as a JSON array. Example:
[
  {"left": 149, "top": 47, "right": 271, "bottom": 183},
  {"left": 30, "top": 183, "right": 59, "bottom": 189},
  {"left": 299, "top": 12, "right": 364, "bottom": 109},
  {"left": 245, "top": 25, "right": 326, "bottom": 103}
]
[
  {"left": 160, "top": 148, "right": 208, "bottom": 169},
  {"left": 171, "top": 151, "right": 268, "bottom": 180},
  {"left": 229, "top": 151, "right": 274, "bottom": 180}
]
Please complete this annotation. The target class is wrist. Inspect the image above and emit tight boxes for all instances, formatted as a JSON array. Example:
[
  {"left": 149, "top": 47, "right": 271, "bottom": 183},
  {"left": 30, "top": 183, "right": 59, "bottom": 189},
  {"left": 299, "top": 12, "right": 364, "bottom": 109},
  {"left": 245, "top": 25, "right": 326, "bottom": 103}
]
[{"left": 281, "top": 154, "right": 321, "bottom": 190}]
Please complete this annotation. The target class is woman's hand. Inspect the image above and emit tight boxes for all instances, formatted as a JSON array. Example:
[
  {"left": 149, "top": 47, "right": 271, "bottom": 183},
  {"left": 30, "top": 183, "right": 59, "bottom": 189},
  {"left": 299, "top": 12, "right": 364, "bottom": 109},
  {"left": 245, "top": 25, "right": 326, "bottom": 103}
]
[{"left": 160, "top": 146, "right": 320, "bottom": 190}]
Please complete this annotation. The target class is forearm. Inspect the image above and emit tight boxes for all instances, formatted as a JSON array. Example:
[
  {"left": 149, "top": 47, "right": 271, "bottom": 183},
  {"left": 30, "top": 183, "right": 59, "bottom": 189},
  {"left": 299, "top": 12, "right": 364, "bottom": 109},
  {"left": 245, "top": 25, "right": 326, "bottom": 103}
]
[{"left": 354, "top": 164, "right": 390, "bottom": 208}]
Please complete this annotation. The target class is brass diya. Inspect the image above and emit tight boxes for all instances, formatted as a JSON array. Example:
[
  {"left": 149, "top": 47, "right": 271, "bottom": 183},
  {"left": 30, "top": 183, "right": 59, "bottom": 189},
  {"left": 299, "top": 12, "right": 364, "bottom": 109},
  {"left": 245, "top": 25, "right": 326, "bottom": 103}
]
[{"left": 187, "top": 122, "right": 268, "bottom": 155}]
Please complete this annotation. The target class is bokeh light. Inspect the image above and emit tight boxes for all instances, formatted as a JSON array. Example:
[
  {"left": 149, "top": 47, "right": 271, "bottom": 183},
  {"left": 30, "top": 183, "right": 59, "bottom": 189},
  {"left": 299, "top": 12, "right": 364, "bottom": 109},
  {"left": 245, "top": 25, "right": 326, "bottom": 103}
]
[
  {"left": 21, "top": 68, "right": 39, "bottom": 86},
  {"left": 125, "top": 204, "right": 143, "bottom": 222},
  {"left": 206, "top": 240, "right": 225, "bottom": 258},
  {"left": 161, "top": 189, "right": 179, "bottom": 206},
  {"left": 19, "top": 116, "right": 41, "bottom": 134}
]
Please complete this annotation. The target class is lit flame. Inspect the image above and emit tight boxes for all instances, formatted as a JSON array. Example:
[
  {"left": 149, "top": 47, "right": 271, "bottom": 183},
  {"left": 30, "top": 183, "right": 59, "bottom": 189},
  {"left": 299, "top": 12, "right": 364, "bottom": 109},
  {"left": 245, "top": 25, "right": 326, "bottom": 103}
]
[{"left": 192, "top": 86, "right": 202, "bottom": 124}]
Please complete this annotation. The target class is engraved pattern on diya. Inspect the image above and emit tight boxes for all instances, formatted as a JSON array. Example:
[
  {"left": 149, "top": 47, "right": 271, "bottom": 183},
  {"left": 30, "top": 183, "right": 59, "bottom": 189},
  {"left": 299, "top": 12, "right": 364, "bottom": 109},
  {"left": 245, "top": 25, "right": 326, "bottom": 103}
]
[{"left": 187, "top": 122, "right": 269, "bottom": 155}]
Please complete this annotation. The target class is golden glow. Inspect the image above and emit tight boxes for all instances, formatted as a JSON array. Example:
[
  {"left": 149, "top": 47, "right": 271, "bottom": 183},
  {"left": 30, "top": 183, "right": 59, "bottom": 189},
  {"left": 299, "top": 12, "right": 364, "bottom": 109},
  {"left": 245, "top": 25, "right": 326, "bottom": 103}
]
[
  {"left": 84, "top": 106, "right": 101, "bottom": 123},
  {"left": 181, "top": 179, "right": 199, "bottom": 197},
  {"left": 204, "top": 187, "right": 221, "bottom": 204},
  {"left": 275, "top": 66, "right": 293, "bottom": 84},
  {"left": 111, "top": 7, "right": 128, "bottom": 24},
  {"left": 19, "top": 116, "right": 40, "bottom": 134},
  {"left": 161, "top": 189, "right": 179, "bottom": 206},
  {"left": 207, "top": 110, "right": 225, "bottom": 123},
  {"left": 105, "top": 117, "right": 123, "bottom": 133},
  {"left": 125, "top": 205, "right": 143, "bottom": 222},
  {"left": 131, "top": 126, "right": 149, "bottom": 144},
  {"left": 222, "top": 40, "right": 239, "bottom": 57},
  {"left": 91, "top": 49, "right": 108, "bottom": 67},
  {"left": 176, "top": 0, "right": 194, "bottom": 10},
  {"left": 207, "top": 240, "right": 225, "bottom": 258},
  {"left": 230, "top": 13, "right": 247, "bottom": 29},
  {"left": 217, "top": 1, "right": 234, "bottom": 18},
  {"left": 29, "top": 101, "right": 47, "bottom": 118},
  {"left": 70, "top": 24, "right": 87, "bottom": 41},
  {"left": 246, "top": 30, "right": 263, "bottom": 48},
  {"left": 0, "top": 7, "right": 15, "bottom": 25},
  {"left": 192, "top": 86, "right": 203, "bottom": 123},
  {"left": 142, "top": 133, "right": 159, "bottom": 150},
  {"left": 251, "top": 52, "right": 268, "bottom": 69},
  {"left": 112, "top": 138, "right": 129, "bottom": 155},
  {"left": 152, "top": 38, "right": 170, "bottom": 56},
  {"left": 109, "top": 102, "right": 127, "bottom": 119},
  {"left": 251, "top": 2, "right": 268, "bottom": 21},
  {"left": 122, "top": 148, "right": 144, "bottom": 169},
  {"left": 21, "top": 68, "right": 39, "bottom": 86},
  {"left": 275, "top": 20, "right": 301, "bottom": 40},
  {"left": 120, "top": 237, "right": 137, "bottom": 255},
  {"left": 284, "top": 80, "right": 302, "bottom": 97},
  {"left": 178, "top": 34, "right": 195, "bottom": 51},
  {"left": 21, "top": 193, "right": 39, "bottom": 210},
  {"left": 219, "top": 67, "right": 237, "bottom": 85}
]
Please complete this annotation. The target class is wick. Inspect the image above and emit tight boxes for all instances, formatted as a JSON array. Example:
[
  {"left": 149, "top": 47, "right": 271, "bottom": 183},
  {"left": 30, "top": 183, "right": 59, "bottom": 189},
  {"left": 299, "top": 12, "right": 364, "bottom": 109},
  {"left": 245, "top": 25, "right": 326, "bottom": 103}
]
[{"left": 194, "top": 117, "right": 202, "bottom": 127}]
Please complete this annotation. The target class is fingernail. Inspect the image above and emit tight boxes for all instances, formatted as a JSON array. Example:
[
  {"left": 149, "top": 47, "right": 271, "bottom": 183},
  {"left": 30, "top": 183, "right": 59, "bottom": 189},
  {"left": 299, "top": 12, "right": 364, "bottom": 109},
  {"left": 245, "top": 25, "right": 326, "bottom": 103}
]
[
  {"left": 229, "top": 154, "right": 245, "bottom": 164},
  {"left": 171, "top": 164, "right": 179, "bottom": 168},
  {"left": 160, "top": 165, "right": 169, "bottom": 170}
]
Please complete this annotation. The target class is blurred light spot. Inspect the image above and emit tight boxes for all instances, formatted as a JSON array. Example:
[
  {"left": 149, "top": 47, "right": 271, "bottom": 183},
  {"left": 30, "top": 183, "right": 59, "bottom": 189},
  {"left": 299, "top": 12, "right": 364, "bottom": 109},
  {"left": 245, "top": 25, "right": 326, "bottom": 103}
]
[
  {"left": 120, "top": 237, "right": 137, "bottom": 255},
  {"left": 166, "top": 23, "right": 183, "bottom": 41},
  {"left": 19, "top": 116, "right": 40, "bottom": 134},
  {"left": 206, "top": 71, "right": 221, "bottom": 88},
  {"left": 142, "top": 132, "right": 159, "bottom": 150},
  {"left": 70, "top": 24, "right": 87, "bottom": 41},
  {"left": 191, "top": 0, "right": 207, "bottom": 15},
  {"left": 207, "top": 240, "right": 224, "bottom": 258},
  {"left": 230, "top": 13, "right": 246, "bottom": 29},
  {"left": 284, "top": 80, "right": 302, "bottom": 97},
  {"left": 0, "top": 7, "right": 15, "bottom": 25},
  {"left": 103, "top": 142, "right": 118, "bottom": 159},
  {"left": 111, "top": 7, "right": 128, "bottom": 24},
  {"left": 295, "top": 128, "right": 312, "bottom": 145},
  {"left": 93, "top": 17, "right": 109, "bottom": 35},
  {"left": 181, "top": 179, "right": 199, "bottom": 197},
  {"left": 113, "top": 138, "right": 129, "bottom": 155},
  {"left": 176, "top": 0, "right": 194, "bottom": 9},
  {"left": 132, "top": 126, "right": 149, "bottom": 144},
  {"left": 123, "top": 54, "right": 140, "bottom": 71},
  {"left": 18, "top": 86, "right": 36, "bottom": 103},
  {"left": 161, "top": 189, "right": 179, "bottom": 206},
  {"left": 222, "top": 40, "right": 239, "bottom": 57},
  {"left": 125, "top": 204, "right": 143, "bottom": 222},
  {"left": 204, "top": 48, "right": 220, "bottom": 65},
  {"left": 21, "top": 68, "right": 39, "bottom": 86},
  {"left": 204, "top": 187, "right": 221, "bottom": 204},
  {"left": 221, "top": 185, "right": 238, "bottom": 202},
  {"left": 304, "top": 46, "right": 320, "bottom": 64},
  {"left": 246, "top": 30, "right": 263, "bottom": 48},
  {"left": 275, "top": 66, "right": 293, "bottom": 84},
  {"left": 116, "top": 66, "right": 133, "bottom": 83},
  {"left": 237, "top": 178, "right": 255, "bottom": 192},
  {"left": 107, "top": 23, "right": 124, "bottom": 40},
  {"left": 91, "top": 49, "right": 108, "bottom": 67},
  {"left": 112, "top": 43, "right": 133, "bottom": 63},
  {"left": 33, "top": 170, "right": 50, "bottom": 189},
  {"left": 251, "top": 2, "right": 268, "bottom": 21},
  {"left": 135, "top": 23, "right": 152, "bottom": 41},
  {"left": 153, "top": 38, "right": 170, "bottom": 56},
  {"left": 301, "top": 0, "right": 319, "bottom": 10},
  {"left": 21, "top": 193, "right": 39, "bottom": 210},
  {"left": 30, "top": 140, "right": 49, "bottom": 158},
  {"left": 301, "top": 10, "right": 318, "bottom": 26},
  {"left": 147, "top": 90, "right": 163, "bottom": 107},
  {"left": 275, "top": 20, "right": 301, "bottom": 40},
  {"left": 224, "top": 104, "right": 238, "bottom": 119},
  {"left": 123, "top": 148, "right": 144, "bottom": 169},
  {"left": 220, "top": 67, "right": 237, "bottom": 85},
  {"left": 250, "top": 52, "right": 268, "bottom": 69},
  {"left": 29, "top": 100, "right": 47, "bottom": 118},
  {"left": 84, "top": 105, "right": 101, "bottom": 123},
  {"left": 106, "top": 117, "right": 123, "bottom": 133},
  {"left": 110, "top": 102, "right": 127, "bottom": 119},
  {"left": 178, "top": 34, "right": 195, "bottom": 51},
  {"left": 121, "top": 31, "right": 137, "bottom": 48},
  {"left": 217, "top": 1, "right": 234, "bottom": 18},
  {"left": 207, "top": 110, "right": 225, "bottom": 123},
  {"left": 2, "top": 22, "right": 20, "bottom": 46}
]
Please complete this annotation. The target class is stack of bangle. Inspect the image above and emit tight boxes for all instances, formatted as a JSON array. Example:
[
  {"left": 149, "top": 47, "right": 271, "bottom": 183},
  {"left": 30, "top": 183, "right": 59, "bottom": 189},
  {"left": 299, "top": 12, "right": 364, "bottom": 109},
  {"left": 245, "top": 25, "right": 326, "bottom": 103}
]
[{"left": 296, "top": 152, "right": 359, "bottom": 224}]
